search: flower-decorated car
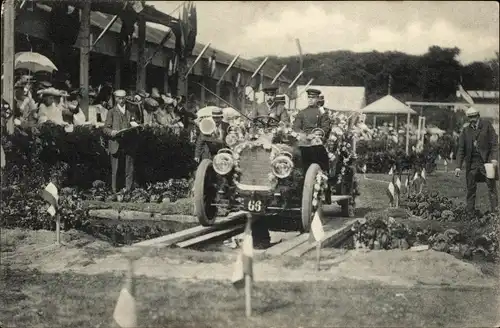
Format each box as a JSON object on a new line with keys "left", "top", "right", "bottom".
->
{"left": 193, "top": 114, "right": 358, "bottom": 232}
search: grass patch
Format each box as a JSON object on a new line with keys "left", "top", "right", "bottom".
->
{"left": 362, "top": 171, "right": 494, "bottom": 212}
{"left": 0, "top": 268, "right": 498, "bottom": 328}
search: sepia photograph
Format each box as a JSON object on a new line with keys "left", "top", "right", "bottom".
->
{"left": 1, "top": 0, "right": 499, "bottom": 327}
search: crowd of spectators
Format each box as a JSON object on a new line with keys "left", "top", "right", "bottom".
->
{"left": 8, "top": 71, "right": 201, "bottom": 136}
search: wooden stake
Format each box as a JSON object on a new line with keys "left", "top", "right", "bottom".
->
{"left": 79, "top": 2, "right": 91, "bottom": 120}
{"left": 315, "top": 240, "right": 321, "bottom": 271}
{"left": 245, "top": 274, "right": 252, "bottom": 318}
{"left": 56, "top": 215, "right": 61, "bottom": 245}
{"left": 2, "top": 0, "right": 15, "bottom": 135}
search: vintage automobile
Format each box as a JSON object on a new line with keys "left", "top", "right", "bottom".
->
{"left": 193, "top": 115, "right": 357, "bottom": 232}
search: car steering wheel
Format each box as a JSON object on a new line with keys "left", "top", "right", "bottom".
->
{"left": 252, "top": 116, "right": 281, "bottom": 128}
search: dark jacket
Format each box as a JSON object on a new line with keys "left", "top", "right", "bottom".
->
{"left": 456, "top": 119, "right": 499, "bottom": 176}
{"left": 292, "top": 106, "right": 331, "bottom": 134}
{"left": 194, "top": 121, "right": 229, "bottom": 160}
{"left": 103, "top": 105, "right": 139, "bottom": 155}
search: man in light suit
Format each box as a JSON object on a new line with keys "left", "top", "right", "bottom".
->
{"left": 194, "top": 107, "right": 229, "bottom": 163}
{"left": 455, "top": 107, "right": 498, "bottom": 213}
{"left": 103, "top": 89, "right": 139, "bottom": 193}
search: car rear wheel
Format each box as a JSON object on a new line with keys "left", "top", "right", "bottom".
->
{"left": 194, "top": 159, "right": 218, "bottom": 226}
{"left": 301, "top": 163, "right": 322, "bottom": 232}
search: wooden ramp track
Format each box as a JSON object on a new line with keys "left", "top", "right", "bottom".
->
{"left": 132, "top": 211, "right": 247, "bottom": 247}
{"left": 264, "top": 218, "right": 364, "bottom": 257}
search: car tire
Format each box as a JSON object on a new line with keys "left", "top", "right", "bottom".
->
{"left": 194, "top": 159, "right": 218, "bottom": 226}
{"left": 301, "top": 163, "right": 322, "bottom": 232}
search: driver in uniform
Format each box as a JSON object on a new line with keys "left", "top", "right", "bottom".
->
{"left": 292, "top": 88, "right": 331, "bottom": 172}
{"left": 250, "top": 86, "right": 289, "bottom": 124}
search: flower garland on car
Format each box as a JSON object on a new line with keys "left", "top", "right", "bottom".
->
{"left": 325, "top": 112, "right": 358, "bottom": 185}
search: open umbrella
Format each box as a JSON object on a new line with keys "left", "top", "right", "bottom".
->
{"left": 15, "top": 52, "right": 58, "bottom": 73}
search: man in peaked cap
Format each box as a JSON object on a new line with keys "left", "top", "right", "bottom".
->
{"left": 104, "top": 89, "right": 139, "bottom": 194}
{"left": 293, "top": 88, "right": 330, "bottom": 134}
{"left": 292, "top": 88, "right": 332, "bottom": 174}
{"left": 455, "top": 107, "right": 498, "bottom": 213}
{"left": 250, "top": 85, "right": 289, "bottom": 124}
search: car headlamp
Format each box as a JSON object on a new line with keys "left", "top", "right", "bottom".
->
{"left": 271, "top": 155, "right": 294, "bottom": 179}
{"left": 213, "top": 151, "right": 234, "bottom": 175}
{"left": 225, "top": 133, "right": 239, "bottom": 147}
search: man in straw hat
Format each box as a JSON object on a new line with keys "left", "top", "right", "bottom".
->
{"left": 104, "top": 89, "right": 139, "bottom": 194}
{"left": 455, "top": 107, "right": 498, "bottom": 213}
{"left": 194, "top": 107, "right": 229, "bottom": 163}
{"left": 251, "top": 86, "right": 289, "bottom": 124}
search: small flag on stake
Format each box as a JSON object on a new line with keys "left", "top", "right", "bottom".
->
{"left": 232, "top": 221, "right": 253, "bottom": 289}
{"left": 309, "top": 211, "right": 325, "bottom": 243}
{"left": 113, "top": 288, "right": 137, "bottom": 328}
{"left": 388, "top": 167, "right": 394, "bottom": 176}
{"left": 395, "top": 176, "right": 402, "bottom": 194}
{"left": 41, "top": 182, "right": 59, "bottom": 216}
{"left": 421, "top": 168, "right": 427, "bottom": 183}
{"left": 362, "top": 164, "right": 367, "bottom": 173}
{"left": 449, "top": 151, "right": 454, "bottom": 161}
{"left": 437, "top": 154, "right": 442, "bottom": 161}
{"left": 387, "top": 181, "right": 396, "bottom": 205}
{"left": 113, "top": 260, "right": 137, "bottom": 328}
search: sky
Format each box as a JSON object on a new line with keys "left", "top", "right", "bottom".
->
{"left": 147, "top": 1, "right": 499, "bottom": 64}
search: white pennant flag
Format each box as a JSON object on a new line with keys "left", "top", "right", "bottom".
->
{"left": 309, "top": 211, "right": 325, "bottom": 243}
{"left": 387, "top": 181, "right": 395, "bottom": 204}
{"left": 388, "top": 167, "right": 394, "bottom": 176}
{"left": 113, "top": 288, "right": 137, "bottom": 328}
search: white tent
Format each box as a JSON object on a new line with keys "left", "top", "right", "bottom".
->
{"left": 361, "top": 95, "right": 417, "bottom": 115}
{"left": 361, "top": 95, "right": 418, "bottom": 155}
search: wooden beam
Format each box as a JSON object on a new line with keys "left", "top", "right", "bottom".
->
{"left": 2, "top": 0, "right": 15, "bottom": 135}
{"left": 79, "top": 1, "right": 91, "bottom": 119}
{"left": 136, "top": 15, "right": 146, "bottom": 91}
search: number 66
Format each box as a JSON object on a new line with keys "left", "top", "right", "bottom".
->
{"left": 248, "top": 200, "right": 262, "bottom": 212}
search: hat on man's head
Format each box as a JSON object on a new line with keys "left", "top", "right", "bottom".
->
{"left": 306, "top": 88, "right": 321, "bottom": 97}
{"left": 212, "top": 107, "right": 223, "bottom": 118}
{"left": 37, "top": 87, "right": 63, "bottom": 97}
{"left": 162, "top": 95, "right": 175, "bottom": 106}
{"left": 275, "top": 94, "right": 286, "bottom": 103}
{"left": 37, "top": 80, "right": 53, "bottom": 89}
{"left": 262, "top": 86, "right": 278, "bottom": 94}
{"left": 466, "top": 107, "right": 479, "bottom": 117}
{"left": 136, "top": 90, "right": 149, "bottom": 98}
{"left": 151, "top": 87, "right": 161, "bottom": 99}
{"left": 113, "top": 89, "right": 126, "bottom": 97}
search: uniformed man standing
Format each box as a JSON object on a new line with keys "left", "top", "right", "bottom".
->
{"left": 293, "top": 88, "right": 331, "bottom": 134}
{"left": 250, "top": 86, "right": 289, "bottom": 124}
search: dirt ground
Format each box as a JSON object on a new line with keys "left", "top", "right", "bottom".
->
{"left": 2, "top": 228, "right": 500, "bottom": 327}
{"left": 1, "top": 172, "right": 499, "bottom": 327}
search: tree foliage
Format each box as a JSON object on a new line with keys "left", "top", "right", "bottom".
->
{"left": 255, "top": 46, "right": 498, "bottom": 104}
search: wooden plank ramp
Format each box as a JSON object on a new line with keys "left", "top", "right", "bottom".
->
{"left": 286, "top": 218, "right": 362, "bottom": 257}
{"left": 132, "top": 211, "right": 247, "bottom": 247}
{"left": 175, "top": 224, "right": 246, "bottom": 248}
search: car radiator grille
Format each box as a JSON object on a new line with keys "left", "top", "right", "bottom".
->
{"left": 238, "top": 147, "right": 273, "bottom": 187}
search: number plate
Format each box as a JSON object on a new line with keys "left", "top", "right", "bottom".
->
{"left": 244, "top": 196, "right": 264, "bottom": 213}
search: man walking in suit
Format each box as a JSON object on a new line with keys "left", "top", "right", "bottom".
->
{"left": 455, "top": 107, "right": 498, "bottom": 213}
{"left": 194, "top": 107, "right": 229, "bottom": 163}
{"left": 104, "top": 89, "right": 139, "bottom": 193}
{"left": 250, "top": 86, "right": 289, "bottom": 124}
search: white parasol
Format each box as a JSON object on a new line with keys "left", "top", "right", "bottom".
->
{"left": 15, "top": 52, "right": 58, "bottom": 73}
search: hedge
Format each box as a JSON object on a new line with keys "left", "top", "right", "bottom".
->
{"left": 1, "top": 123, "right": 197, "bottom": 190}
